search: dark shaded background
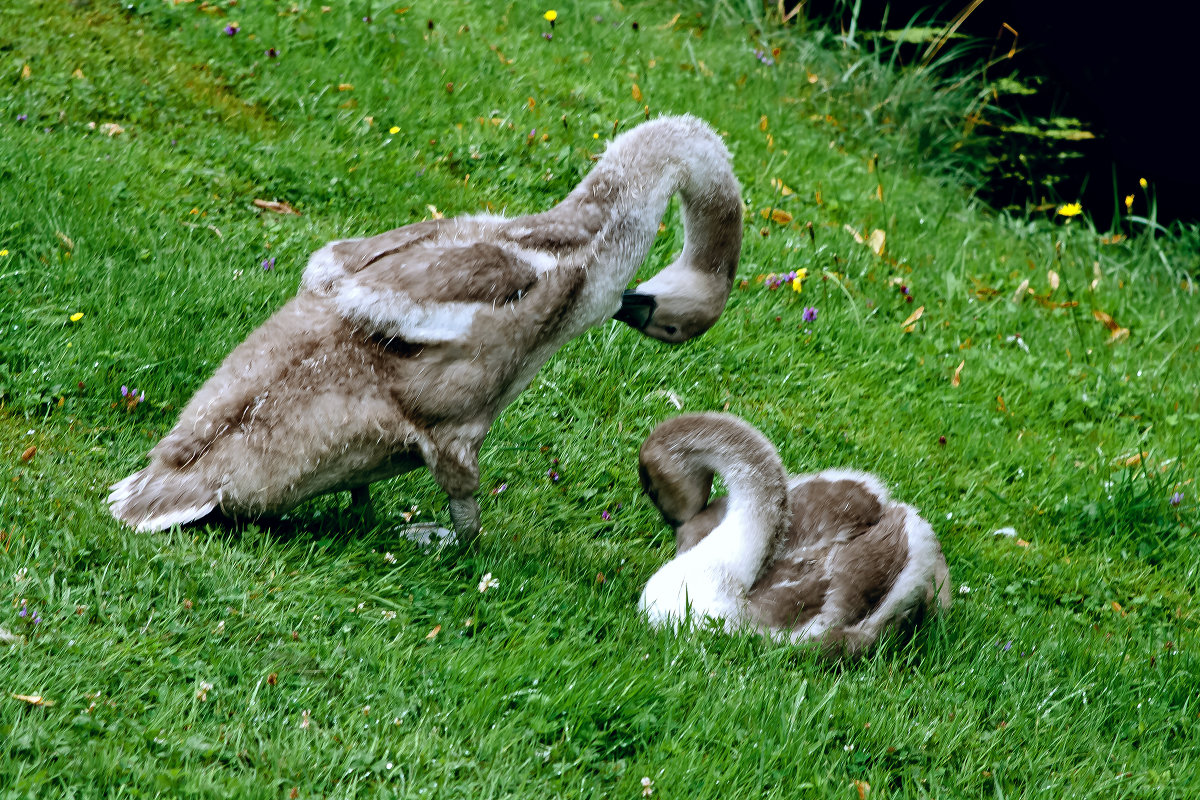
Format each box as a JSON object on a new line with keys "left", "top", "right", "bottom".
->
{"left": 801, "top": 0, "right": 1200, "bottom": 228}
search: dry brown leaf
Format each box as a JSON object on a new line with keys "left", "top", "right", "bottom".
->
{"left": 337, "top": 83, "right": 353, "bottom": 91}
{"left": 21, "top": 63, "right": 31, "bottom": 79}
{"left": 997, "top": 395, "right": 1008, "bottom": 413}
{"left": 12, "top": 694, "right": 54, "bottom": 706}
{"left": 658, "top": 12, "right": 681, "bottom": 28}
{"left": 72, "top": 68, "right": 85, "bottom": 80}
{"left": 252, "top": 198, "right": 300, "bottom": 215}
{"left": 1114, "top": 451, "right": 1147, "bottom": 468}
{"left": 770, "top": 178, "right": 794, "bottom": 196}
{"left": 759, "top": 115, "right": 769, "bottom": 132}
{"left": 101, "top": 123, "right": 124, "bottom": 137}
{"left": 56, "top": 231, "right": 75, "bottom": 251}
{"left": 901, "top": 305, "right": 925, "bottom": 327}
{"left": 952, "top": 360, "right": 964, "bottom": 387}
{"left": 425, "top": 625, "right": 441, "bottom": 640}
{"left": 631, "top": 83, "right": 643, "bottom": 102}
{"left": 1012, "top": 278, "right": 1030, "bottom": 304}
{"left": 1015, "top": 538, "right": 1030, "bottom": 548}
{"left": 1093, "top": 309, "right": 1119, "bottom": 331}
{"left": 760, "top": 208, "right": 793, "bottom": 225}
{"left": 20, "top": 446, "right": 36, "bottom": 462}
{"left": 866, "top": 228, "right": 885, "bottom": 255}
{"left": 853, "top": 779, "right": 870, "bottom": 799}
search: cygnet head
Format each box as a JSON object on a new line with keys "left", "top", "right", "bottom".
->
{"left": 638, "top": 430, "right": 716, "bottom": 526}
{"left": 615, "top": 267, "right": 731, "bottom": 343}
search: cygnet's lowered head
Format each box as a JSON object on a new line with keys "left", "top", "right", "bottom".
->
{"left": 614, "top": 265, "right": 734, "bottom": 343}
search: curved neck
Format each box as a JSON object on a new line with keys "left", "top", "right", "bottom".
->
{"left": 520, "top": 116, "right": 743, "bottom": 321}
{"left": 643, "top": 414, "right": 789, "bottom": 589}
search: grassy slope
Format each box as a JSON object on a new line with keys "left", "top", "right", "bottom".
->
{"left": 2, "top": 1, "right": 1198, "bottom": 797}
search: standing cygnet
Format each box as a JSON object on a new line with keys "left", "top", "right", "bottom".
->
{"left": 108, "top": 115, "right": 743, "bottom": 539}
{"left": 638, "top": 413, "right": 951, "bottom": 656}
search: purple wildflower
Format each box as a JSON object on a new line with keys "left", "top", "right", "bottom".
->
{"left": 754, "top": 49, "right": 775, "bottom": 66}
{"left": 139, "top": 390, "right": 146, "bottom": 403}
{"left": 547, "top": 469, "right": 560, "bottom": 482}
{"left": 542, "top": 31, "right": 552, "bottom": 40}
{"left": 17, "top": 114, "right": 28, "bottom": 122}
{"left": 223, "top": 24, "right": 239, "bottom": 36}
{"left": 362, "top": 16, "right": 372, "bottom": 23}
{"left": 121, "top": 385, "right": 129, "bottom": 397}
{"left": 802, "top": 307, "right": 818, "bottom": 322}
{"left": 1002, "top": 640, "right": 1012, "bottom": 651}
{"left": 602, "top": 510, "right": 611, "bottom": 521}
{"left": 32, "top": 613, "right": 41, "bottom": 625}
{"left": 261, "top": 256, "right": 275, "bottom": 271}
{"left": 18, "top": 605, "right": 27, "bottom": 619}
{"left": 1170, "top": 492, "right": 1183, "bottom": 506}
{"left": 490, "top": 483, "right": 508, "bottom": 495}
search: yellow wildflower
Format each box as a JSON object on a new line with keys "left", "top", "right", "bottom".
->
{"left": 792, "top": 268, "right": 808, "bottom": 293}
{"left": 70, "top": 312, "right": 84, "bottom": 322}
{"left": 1138, "top": 177, "right": 1148, "bottom": 189}
{"left": 388, "top": 126, "right": 400, "bottom": 134}
{"left": 1124, "top": 194, "right": 1134, "bottom": 211}
{"left": 543, "top": 10, "right": 557, "bottom": 22}
{"left": 593, "top": 132, "right": 599, "bottom": 139}
{"left": 1056, "top": 202, "right": 1083, "bottom": 217}
{"left": 0, "top": 249, "right": 8, "bottom": 256}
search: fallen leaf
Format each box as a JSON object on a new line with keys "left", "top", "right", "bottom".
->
{"left": 12, "top": 694, "right": 54, "bottom": 706}
{"left": 866, "top": 228, "right": 885, "bottom": 255}
{"left": 252, "top": 198, "right": 300, "bottom": 215}
{"left": 100, "top": 122, "right": 124, "bottom": 137}
{"left": 21, "top": 63, "right": 31, "bottom": 79}
{"left": 1015, "top": 538, "right": 1030, "bottom": 547}
{"left": 853, "top": 779, "right": 870, "bottom": 799}
{"left": 759, "top": 115, "right": 769, "bottom": 132}
{"left": 844, "top": 224, "right": 864, "bottom": 244}
{"left": 72, "top": 68, "right": 85, "bottom": 80}
{"left": 425, "top": 625, "right": 441, "bottom": 640}
{"left": 997, "top": 395, "right": 1008, "bottom": 413}
{"left": 760, "top": 208, "right": 793, "bottom": 225}
{"left": 631, "top": 83, "right": 643, "bottom": 103}
{"left": 1114, "top": 451, "right": 1147, "bottom": 468}
{"left": 770, "top": 177, "right": 794, "bottom": 196}
{"left": 1011, "top": 278, "right": 1030, "bottom": 304}
{"left": 337, "top": 83, "right": 353, "bottom": 91}
{"left": 20, "top": 446, "right": 36, "bottom": 462}
{"left": 952, "top": 360, "right": 964, "bottom": 387}
{"left": 1093, "top": 309, "right": 1129, "bottom": 344}
{"left": 901, "top": 305, "right": 925, "bottom": 327}
{"left": 56, "top": 231, "right": 75, "bottom": 251}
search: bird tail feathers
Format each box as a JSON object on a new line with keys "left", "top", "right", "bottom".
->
{"left": 107, "top": 466, "right": 218, "bottom": 532}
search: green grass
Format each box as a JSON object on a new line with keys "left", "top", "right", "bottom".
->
{"left": 2, "top": 1, "right": 1199, "bottom": 797}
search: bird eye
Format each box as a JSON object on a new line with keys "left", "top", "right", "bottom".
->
{"left": 663, "top": 325, "right": 678, "bottom": 336}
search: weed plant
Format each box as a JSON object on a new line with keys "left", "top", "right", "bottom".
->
{"left": 1, "top": 1, "right": 1198, "bottom": 797}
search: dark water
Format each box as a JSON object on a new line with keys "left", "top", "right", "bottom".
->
{"left": 798, "top": 0, "right": 1200, "bottom": 229}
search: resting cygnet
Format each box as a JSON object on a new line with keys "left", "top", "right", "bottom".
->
{"left": 638, "top": 413, "right": 951, "bottom": 656}
{"left": 108, "top": 115, "right": 743, "bottom": 538}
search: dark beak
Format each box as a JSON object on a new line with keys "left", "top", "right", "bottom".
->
{"left": 613, "top": 290, "right": 657, "bottom": 330}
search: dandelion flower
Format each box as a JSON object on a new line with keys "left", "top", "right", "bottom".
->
{"left": 1139, "top": 177, "right": 1148, "bottom": 189}
{"left": 70, "top": 312, "right": 84, "bottom": 322}
{"left": 0, "top": 250, "right": 9, "bottom": 256}
{"left": 1056, "top": 202, "right": 1083, "bottom": 217}
{"left": 389, "top": 126, "right": 400, "bottom": 134}
{"left": 543, "top": 10, "right": 557, "bottom": 21}
{"left": 1124, "top": 194, "right": 1134, "bottom": 210}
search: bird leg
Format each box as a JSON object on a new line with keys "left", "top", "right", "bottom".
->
{"left": 349, "top": 484, "right": 376, "bottom": 527}
{"left": 448, "top": 496, "right": 481, "bottom": 543}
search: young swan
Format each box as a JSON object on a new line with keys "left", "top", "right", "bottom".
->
{"left": 638, "top": 413, "right": 951, "bottom": 656}
{"left": 108, "top": 115, "right": 743, "bottom": 538}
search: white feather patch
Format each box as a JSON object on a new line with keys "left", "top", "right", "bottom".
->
{"left": 335, "top": 282, "right": 478, "bottom": 343}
